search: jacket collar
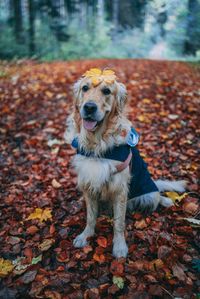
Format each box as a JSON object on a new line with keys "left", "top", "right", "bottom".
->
{"left": 71, "top": 127, "right": 139, "bottom": 172}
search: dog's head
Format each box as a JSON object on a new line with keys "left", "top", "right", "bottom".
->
{"left": 73, "top": 68, "right": 127, "bottom": 132}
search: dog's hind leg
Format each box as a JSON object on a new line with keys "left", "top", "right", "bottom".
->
{"left": 112, "top": 193, "right": 128, "bottom": 258}
{"left": 73, "top": 194, "right": 98, "bottom": 248}
{"left": 127, "top": 192, "right": 161, "bottom": 214}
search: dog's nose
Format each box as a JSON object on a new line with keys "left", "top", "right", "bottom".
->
{"left": 84, "top": 101, "right": 97, "bottom": 114}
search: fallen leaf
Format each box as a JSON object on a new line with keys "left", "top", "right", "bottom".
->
{"left": 44, "top": 290, "right": 62, "bottom": 299}
{"left": 20, "top": 270, "right": 37, "bottom": 284}
{"left": 31, "top": 255, "right": 42, "bottom": 265}
{"left": 7, "top": 236, "right": 20, "bottom": 245}
{"left": 38, "top": 239, "right": 54, "bottom": 251}
{"left": 172, "top": 263, "right": 186, "bottom": 281}
{"left": 0, "top": 258, "right": 14, "bottom": 278}
{"left": 83, "top": 245, "right": 93, "bottom": 254}
{"left": 27, "top": 208, "right": 52, "bottom": 223}
{"left": 165, "top": 192, "right": 188, "bottom": 205}
{"left": 26, "top": 225, "right": 39, "bottom": 235}
{"left": 157, "top": 245, "right": 172, "bottom": 260}
{"left": 134, "top": 219, "right": 148, "bottom": 229}
{"left": 182, "top": 202, "right": 198, "bottom": 214}
{"left": 49, "top": 224, "right": 56, "bottom": 234}
{"left": 52, "top": 178, "right": 62, "bottom": 188}
{"left": 93, "top": 253, "right": 105, "bottom": 263}
{"left": 12, "top": 257, "right": 30, "bottom": 275}
{"left": 183, "top": 218, "right": 200, "bottom": 225}
{"left": 97, "top": 236, "right": 107, "bottom": 248}
{"left": 110, "top": 260, "right": 124, "bottom": 276}
{"left": 112, "top": 276, "right": 124, "bottom": 289}
{"left": 24, "top": 248, "right": 33, "bottom": 259}
{"left": 149, "top": 259, "right": 164, "bottom": 271}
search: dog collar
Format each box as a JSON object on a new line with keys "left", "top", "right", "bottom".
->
{"left": 71, "top": 128, "right": 139, "bottom": 173}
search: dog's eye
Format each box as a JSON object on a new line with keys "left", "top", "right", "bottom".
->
{"left": 82, "top": 85, "right": 89, "bottom": 92}
{"left": 102, "top": 88, "right": 111, "bottom": 95}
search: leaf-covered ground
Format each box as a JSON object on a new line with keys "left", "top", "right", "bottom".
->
{"left": 0, "top": 59, "right": 199, "bottom": 299}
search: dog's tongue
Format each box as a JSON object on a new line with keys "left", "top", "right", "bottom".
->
{"left": 83, "top": 119, "right": 97, "bottom": 131}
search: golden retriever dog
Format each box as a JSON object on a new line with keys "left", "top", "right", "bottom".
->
{"left": 64, "top": 68, "right": 186, "bottom": 258}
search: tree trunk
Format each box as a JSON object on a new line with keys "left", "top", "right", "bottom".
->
{"left": 50, "top": 0, "right": 69, "bottom": 41}
{"left": 13, "top": 0, "right": 23, "bottom": 43}
{"left": 184, "top": 0, "right": 200, "bottom": 55}
{"left": 28, "top": 0, "right": 35, "bottom": 56}
{"left": 113, "top": 0, "right": 119, "bottom": 31}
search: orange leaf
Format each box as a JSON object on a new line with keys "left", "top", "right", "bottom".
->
{"left": 134, "top": 219, "right": 148, "bottom": 229}
{"left": 97, "top": 236, "right": 107, "bottom": 248}
{"left": 93, "top": 253, "right": 105, "bottom": 263}
{"left": 26, "top": 225, "right": 39, "bottom": 235}
{"left": 24, "top": 248, "right": 33, "bottom": 259}
{"left": 50, "top": 224, "right": 55, "bottom": 234}
{"left": 83, "top": 245, "right": 93, "bottom": 254}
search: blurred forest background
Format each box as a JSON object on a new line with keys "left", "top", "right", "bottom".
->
{"left": 0, "top": 0, "right": 200, "bottom": 61}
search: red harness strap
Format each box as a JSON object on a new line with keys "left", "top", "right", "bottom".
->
{"left": 114, "top": 150, "right": 132, "bottom": 173}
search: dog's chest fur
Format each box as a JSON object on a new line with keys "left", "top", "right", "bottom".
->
{"left": 73, "top": 154, "right": 130, "bottom": 198}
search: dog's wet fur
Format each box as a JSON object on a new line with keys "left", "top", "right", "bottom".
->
{"left": 64, "top": 72, "right": 187, "bottom": 258}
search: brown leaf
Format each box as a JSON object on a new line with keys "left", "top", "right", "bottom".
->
{"left": 157, "top": 245, "right": 172, "bottom": 260}
{"left": 38, "top": 239, "right": 54, "bottom": 252}
{"left": 110, "top": 260, "right": 124, "bottom": 276}
{"left": 148, "top": 285, "right": 163, "bottom": 296}
{"left": 182, "top": 202, "right": 198, "bottom": 215}
{"left": 7, "top": 236, "right": 20, "bottom": 245}
{"left": 44, "top": 290, "right": 61, "bottom": 299}
{"left": 172, "top": 263, "right": 186, "bottom": 282}
{"left": 20, "top": 270, "right": 37, "bottom": 284}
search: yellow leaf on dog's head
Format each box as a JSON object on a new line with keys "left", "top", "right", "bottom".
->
{"left": 84, "top": 68, "right": 102, "bottom": 77}
{"left": 102, "top": 69, "right": 115, "bottom": 76}
{"left": 83, "top": 68, "right": 117, "bottom": 86}
{"left": 165, "top": 192, "right": 187, "bottom": 205}
{"left": 0, "top": 258, "right": 14, "bottom": 277}
{"left": 91, "top": 77, "right": 101, "bottom": 87}
{"left": 26, "top": 208, "right": 52, "bottom": 223}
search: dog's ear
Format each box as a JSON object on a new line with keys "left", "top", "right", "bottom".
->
{"left": 116, "top": 82, "right": 127, "bottom": 112}
{"left": 73, "top": 79, "right": 82, "bottom": 100}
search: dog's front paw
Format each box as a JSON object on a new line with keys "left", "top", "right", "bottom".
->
{"left": 73, "top": 233, "right": 88, "bottom": 248}
{"left": 113, "top": 238, "right": 128, "bottom": 258}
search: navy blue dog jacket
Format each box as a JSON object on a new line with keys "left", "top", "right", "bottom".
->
{"left": 71, "top": 128, "right": 158, "bottom": 199}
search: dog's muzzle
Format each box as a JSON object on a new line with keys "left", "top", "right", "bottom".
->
{"left": 83, "top": 101, "right": 97, "bottom": 116}
{"left": 81, "top": 101, "right": 102, "bottom": 131}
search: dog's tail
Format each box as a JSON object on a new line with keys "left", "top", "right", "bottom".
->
{"left": 154, "top": 180, "right": 187, "bottom": 193}
{"left": 154, "top": 180, "right": 187, "bottom": 208}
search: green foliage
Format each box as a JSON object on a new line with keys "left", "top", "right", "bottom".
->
{"left": 0, "top": 26, "right": 29, "bottom": 59}
{"left": 0, "top": 0, "right": 200, "bottom": 61}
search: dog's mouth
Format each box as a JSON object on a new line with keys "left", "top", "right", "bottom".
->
{"left": 83, "top": 118, "right": 103, "bottom": 131}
